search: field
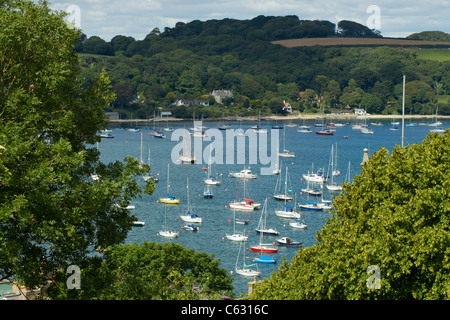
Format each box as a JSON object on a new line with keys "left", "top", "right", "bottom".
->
{"left": 414, "top": 49, "right": 450, "bottom": 61}
{"left": 272, "top": 37, "right": 450, "bottom": 48}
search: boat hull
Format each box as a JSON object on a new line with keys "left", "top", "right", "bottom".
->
{"left": 159, "top": 197, "right": 180, "bottom": 205}
{"left": 250, "top": 245, "right": 278, "bottom": 253}
{"left": 159, "top": 230, "right": 178, "bottom": 238}
{"left": 235, "top": 268, "right": 261, "bottom": 277}
{"left": 254, "top": 256, "right": 277, "bottom": 263}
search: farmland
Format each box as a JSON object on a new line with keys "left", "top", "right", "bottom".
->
{"left": 415, "top": 48, "right": 450, "bottom": 61}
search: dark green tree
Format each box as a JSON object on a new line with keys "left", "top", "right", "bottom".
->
{"left": 48, "top": 242, "right": 235, "bottom": 299}
{"left": 0, "top": 0, "right": 154, "bottom": 291}
{"left": 250, "top": 130, "right": 450, "bottom": 299}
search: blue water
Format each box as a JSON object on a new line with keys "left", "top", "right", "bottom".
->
{"left": 96, "top": 119, "right": 447, "bottom": 296}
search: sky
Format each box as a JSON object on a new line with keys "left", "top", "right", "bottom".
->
{"left": 49, "top": 0, "right": 450, "bottom": 41}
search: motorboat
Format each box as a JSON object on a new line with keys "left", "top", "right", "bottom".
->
{"left": 229, "top": 168, "right": 258, "bottom": 179}
{"left": 276, "top": 237, "right": 302, "bottom": 247}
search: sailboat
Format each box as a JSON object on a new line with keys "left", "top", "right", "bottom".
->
{"left": 143, "top": 149, "right": 158, "bottom": 183}
{"left": 234, "top": 235, "right": 261, "bottom": 277}
{"left": 252, "top": 109, "right": 267, "bottom": 133}
{"left": 251, "top": 199, "right": 279, "bottom": 252}
{"left": 229, "top": 174, "right": 257, "bottom": 212}
{"left": 218, "top": 112, "right": 232, "bottom": 130}
{"left": 302, "top": 163, "right": 327, "bottom": 183}
{"left": 179, "top": 127, "right": 196, "bottom": 164}
{"left": 204, "top": 150, "right": 221, "bottom": 185}
{"left": 163, "top": 117, "right": 174, "bottom": 132}
{"left": 289, "top": 218, "right": 308, "bottom": 229}
{"left": 275, "top": 193, "right": 301, "bottom": 219}
{"left": 139, "top": 132, "right": 158, "bottom": 183}
{"left": 180, "top": 178, "right": 202, "bottom": 223}
{"left": 301, "top": 179, "right": 322, "bottom": 196}
{"left": 273, "top": 165, "right": 293, "bottom": 201}
{"left": 159, "top": 164, "right": 180, "bottom": 204}
{"left": 149, "top": 112, "right": 166, "bottom": 138}
{"left": 326, "top": 144, "right": 343, "bottom": 192}
{"left": 203, "top": 185, "right": 213, "bottom": 198}
{"left": 254, "top": 255, "right": 277, "bottom": 264}
{"left": 278, "top": 127, "right": 295, "bottom": 158}
{"left": 159, "top": 202, "right": 178, "bottom": 238}
{"left": 225, "top": 208, "right": 248, "bottom": 242}
{"left": 428, "top": 106, "right": 443, "bottom": 127}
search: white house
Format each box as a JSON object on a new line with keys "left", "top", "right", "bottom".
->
{"left": 354, "top": 108, "right": 368, "bottom": 116}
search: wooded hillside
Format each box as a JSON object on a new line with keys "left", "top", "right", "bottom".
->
{"left": 75, "top": 16, "right": 450, "bottom": 120}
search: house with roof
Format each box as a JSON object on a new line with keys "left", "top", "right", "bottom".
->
{"left": 172, "top": 98, "right": 209, "bottom": 107}
{"left": 283, "top": 100, "right": 292, "bottom": 113}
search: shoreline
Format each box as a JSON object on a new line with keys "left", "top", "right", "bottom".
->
{"left": 109, "top": 113, "right": 450, "bottom": 123}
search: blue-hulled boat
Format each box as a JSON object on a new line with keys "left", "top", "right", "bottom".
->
{"left": 254, "top": 255, "right": 277, "bottom": 264}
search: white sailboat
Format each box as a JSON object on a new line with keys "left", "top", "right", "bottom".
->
{"left": 180, "top": 178, "right": 202, "bottom": 223}
{"left": 159, "top": 202, "right": 178, "bottom": 238}
{"left": 255, "top": 198, "right": 279, "bottom": 235}
{"left": 302, "top": 163, "right": 327, "bottom": 183}
{"left": 326, "top": 144, "right": 343, "bottom": 192}
{"left": 229, "top": 173, "right": 260, "bottom": 211}
{"left": 275, "top": 196, "right": 301, "bottom": 219}
{"left": 225, "top": 208, "right": 248, "bottom": 242}
{"left": 234, "top": 235, "right": 261, "bottom": 277}
{"left": 273, "top": 165, "right": 293, "bottom": 201}
{"left": 278, "top": 127, "right": 295, "bottom": 158}
{"left": 429, "top": 106, "right": 443, "bottom": 127}
{"left": 252, "top": 109, "right": 267, "bottom": 133}
{"left": 143, "top": 149, "right": 158, "bottom": 183}
{"left": 289, "top": 218, "right": 308, "bottom": 229}
{"left": 204, "top": 149, "right": 221, "bottom": 185}
{"left": 179, "top": 126, "right": 196, "bottom": 164}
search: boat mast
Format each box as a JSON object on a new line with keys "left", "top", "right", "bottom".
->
{"left": 401, "top": 75, "right": 406, "bottom": 147}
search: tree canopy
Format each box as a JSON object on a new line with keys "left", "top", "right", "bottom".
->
{"left": 0, "top": 0, "right": 154, "bottom": 290}
{"left": 48, "top": 241, "right": 235, "bottom": 300}
{"left": 250, "top": 130, "right": 450, "bottom": 299}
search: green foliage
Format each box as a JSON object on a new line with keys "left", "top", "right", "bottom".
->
{"left": 0, "top": 0, "right": 154, "bottom": 290}
{"left": 48, "top": 242, "right": 235, "bottom": 300}
{"left": 407, "top": 31, "right": 450, "bottom": 42}
{"left": 250, "top": 130, "right": 450, "bottom": 299}
{"left": 337, "top": 20, "right": 382, "bottom": 38}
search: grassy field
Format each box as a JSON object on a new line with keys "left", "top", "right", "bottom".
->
{"left": 414, "top": 49, "right": 450, "bottom": 61}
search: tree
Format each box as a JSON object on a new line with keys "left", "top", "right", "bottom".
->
{"left": 250, "top": 130, "right": 450, "bottom": 299}
{"left": 0, "top": 0, "right": 154, "bottom": 291}
{"left": 337, "top": 20, "right": 381, "bottom": 37}
{"left": 79, "top": 36, "right": 115, "bottom": 56}
{"left": 361, "top": 92, "right": 384, "bottom": 114}
{"left": 48, "top": 242, "right": 235, "bottom": 299}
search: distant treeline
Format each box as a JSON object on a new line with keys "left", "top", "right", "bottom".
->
{"left": 75, "top": 16, "right": 381, "bottom": 57}
{"left": 75, "top": 16, "right": 450, "bottom": 119}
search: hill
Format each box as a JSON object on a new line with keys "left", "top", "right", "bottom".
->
{"left": 75, "top": 16, "right": 450, "bottom": 120}
{"left": 407, "top": 31, "right": 450, "bottom": 42}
